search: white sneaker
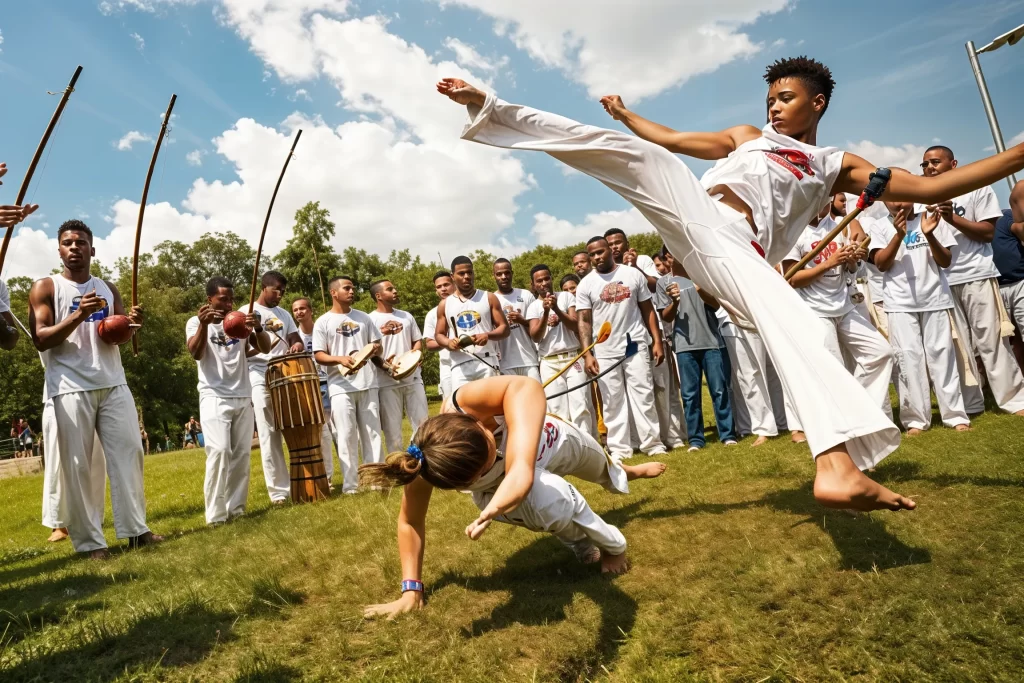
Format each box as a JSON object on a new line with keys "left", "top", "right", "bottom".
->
{"left": 723, "top": 440, "right": 738, "bottom": 446}
{"left": 687, "top": 446, "right": 701, "bottom": 453}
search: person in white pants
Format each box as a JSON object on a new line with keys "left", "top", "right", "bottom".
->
{"left": 187, "top": 277, "right": 270, "bottom": 524}
{"left": 434, "top": 256, "right": 509, "bottom": 391}
{"left": 423, "top": 271, "right": 455, "bottom": 401}
{"left": 369, "top": 279, "right": 429, "bottom": 452}
{"left": 528, "top": 264, "right": 593, "bottom": 434}
{"left": 493, "top": 258, "right": 542, "bottom": 380}
{"left": 651, "top": 250, "right": 688, "bottom": 449}
{"left": 292, "top": 297, "right": 335, "bottom": 485}
{"left": 718, "top": 307, "right": 787, "bottom": 446}
{"left": 240, "top": 271, "right": 305, "bottom": 504}
{"left": 435, "top": 54, "right": 1024, "bottom": 510}
{"left": 361, "top": 376, "right": 667, "bottom": 619}
{"left": 869, "top": 200, "right": 970, "bottom": 432}
{"left": 782, "top": 202, "right": 895, "bottom": 437}
{"left": 992, "top": 184, "right": 1024, "bottom": 371}
{"left": 919, "top": 147, "right": 1024, "bottom": 416}
{"left": 28, "top": 219, "right": 161, "bottom": 558}
{"left": 574, "top": 236, "right": 666, "bottom": 461}
{"left": 313, "top": 276, "right": 385, "bottom": 493}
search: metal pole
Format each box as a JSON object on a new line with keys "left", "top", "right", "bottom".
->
{"left": 965, "top": 40, "right": 1018, "bottom": 190}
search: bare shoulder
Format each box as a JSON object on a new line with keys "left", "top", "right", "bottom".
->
{"left": 728, "top": 125, "right": 763, "bottom": 146}
{"left": 28, "top": 276, "right": 53, "bottom": 302}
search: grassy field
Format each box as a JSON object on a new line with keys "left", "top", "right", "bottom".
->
{"left": 1, "top": 401, "right": 1023, "bottom": 682}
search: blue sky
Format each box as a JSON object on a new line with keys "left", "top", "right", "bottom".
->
{"left": 2, "top": 0, "right": 1023, "bottom": 279}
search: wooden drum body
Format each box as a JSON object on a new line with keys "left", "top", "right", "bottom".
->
{"left": 265, "top": 353, "right": 329, "bottom": 503}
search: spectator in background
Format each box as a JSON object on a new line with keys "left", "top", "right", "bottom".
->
{"left": 657, "top": 248, "right": 736, "bottom": 451}
{"left": 11, "top": 418, "right": 24, "bottom": 456}
{"left": 19, "top": 418, "right": 35, "bottom": 457}
{"left": 572, "top": 251, "right": 591, "bottom": 278}
{"left": 993, "top": 179, "right": 1024, "bottom": 373}
{"left": 560, "top": 273, "right": 579, "bottom": 295}
{"left": 187, "top": 417, "right": 201, "bottom": 448}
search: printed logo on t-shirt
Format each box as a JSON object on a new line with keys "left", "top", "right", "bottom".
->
{"left": 763, "top": 147, "right": 815, "bottom": 180}
{"left": 455, "top": 310, "right": 481, "bottom": 331}
{"left": 903, "top": 230, "right": 926, "bottom": 249}
{"left": 811, "top": 240, "right": 841, "bottom": 277}
{"left": 536, "top": 420, "right": 560, "bottom": 461}
{"left": 953, "top": 202, "right": 966, "bottom": 218}
{"left": 502, "top": 305, "right": 520, "bottom": 329}
{"left": 69, "top": 296, "right": 109, "bottom": 323}
{"left": 599, "top": 282, "right": 631, "bottom": 303}
{"left": 210, "top": 329, "right": 240, "bottom": 348}
{"left": 547, "top": 312, "right": 559, "bottom": 327}
{"left": 336, "top": 321, "right": 360, "bottom": 337}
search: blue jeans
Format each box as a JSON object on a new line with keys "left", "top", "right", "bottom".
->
{"left": 676, "top": 348, "right": 736, "bottom": 447}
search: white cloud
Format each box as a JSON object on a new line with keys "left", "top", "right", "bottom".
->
{"left": 432, "top": 0, "right": 791, "bottom": 101}
{"left": 443, "top": 37, "right": 508, "bottom": 72}
{"left": 130, "top": 31, "right": 145, "bottom": 52}
{"left": 1009, "top": 130, "right": 1024, "bottom": 146}
{"left": 100, "top": 0, "right": 199, "bottom": 15}
{"left": 115, "top": 130, "right": 154, "bottom": 151}
{"left": 844, "top": 140, "right": 929, "bottom": 174}
{"left": 186, "top": 149, "right": 204, "bottom": 166}
{"left": 0, "top": 29, "right": 4, "bottom": 53}
{"left": 531, "top": 208, "right": 651, "bottom": 248}
{"left": 770, "top": 38, "right": 786, "bottom": 48}
{"left": 288, "top": 88, "right": 312, "bottom": 102}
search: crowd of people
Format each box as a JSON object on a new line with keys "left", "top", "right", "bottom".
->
{"left": 0, "top": 57, "right": 1022, "bottom": 591}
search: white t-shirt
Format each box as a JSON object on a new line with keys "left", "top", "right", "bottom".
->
{"left": 632, "top": 255, "right": 660, "bottom": 280}
{"left": 312, "top": 309, "right": 382, "bottom": 396}
{"left": 574, "top": 265, "right": 652, "bottom": 359}
{"left": 369, "top": 308, "right": 423, "bottom": 387}
{"left": 0, "top": 279, "right": 9, "bottom": 314}
{"left": 186, "top": 318, "right": 252, "bottom": 399}
{"left": 784, "top": 216, "right": 854, "bottom": 318}
{"left": 423, "top": 306, "right": 450, "bottom": 368}
{"left": 869, "top": 214, "right": 958, "bottom": 313}
{"left": 916, "top": 186, "right": 1002, "bottom": 286}
{"left": 241, "top": 302, "right": 298, "bottom": 387}
{"left": 859, "top": 215, "right": 889, "bottom": 304}
{"left": 527, "top": 291, "right": 580, "bottom": 357}
{"left": 494, "top": 288, "right": 539, "bottom": 370}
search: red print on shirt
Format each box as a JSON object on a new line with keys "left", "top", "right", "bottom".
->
{"left": 537, "top": 421, "right": 560, "bottom": 461}
{"left": 599, "top": 282, "right": 631, "bottom": 303}
{"left": 764, "top": 148, "right": 815, "bottom": 180}
{"left": 811, "top": 239, "right": 838, "bottom": 265}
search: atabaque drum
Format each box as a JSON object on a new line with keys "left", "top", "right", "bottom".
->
{"left": 265, "top": 352, "right": 329, "bottom": 503}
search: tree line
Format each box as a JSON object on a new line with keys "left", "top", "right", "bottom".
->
{"left": 0, "top": 201, "right": 663, "bottom": 445}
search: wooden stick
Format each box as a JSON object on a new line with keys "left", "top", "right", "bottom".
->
{"left": 784, "top": 207, "right": 863, "bottom": 281}
{"left": 131, "top": 93, "right": 177, "bottom": 357}
{"left": 310, "top": 241, "right": 327, "bottom": 310}
{"left": 247, "top": 130, "right": 302, "bottom": 314}
{"left": 541, "top": 321, "right": 611, "bottom": 388}
{"left": 0, "top": 65, "right": 83, "bottom": 275}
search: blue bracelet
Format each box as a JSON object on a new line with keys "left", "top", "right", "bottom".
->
{"left": 401, "top": 580, "right": 424, "bottom": 593}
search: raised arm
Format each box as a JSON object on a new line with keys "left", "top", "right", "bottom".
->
{"left": 836, "top": 148, "right": 1024, "bottom": 204}
{"left": 600, "top": 95, "right": 761, "bottom": 160}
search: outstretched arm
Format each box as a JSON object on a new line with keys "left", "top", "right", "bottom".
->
{"left": 600, "top": 95, "right": 762, "bottom": 160}
{"left": 836, "top": 148, "right": 1024, "bottom": 204}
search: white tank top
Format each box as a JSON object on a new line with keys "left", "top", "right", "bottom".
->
{"left": 700, "top": 124, "right": 845, "bottom": 266}
{"left": 41, "top": 275, "right": 127, "bottom": 400}
{"left": 444, "top": 290, "right": 499, "bottom": 366}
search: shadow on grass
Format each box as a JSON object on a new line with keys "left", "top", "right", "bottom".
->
{"left": 871, "top": 459, "right": 1024, "bottom": 489}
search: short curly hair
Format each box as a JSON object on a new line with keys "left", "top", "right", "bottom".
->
{"left": 764, "top": 56, "right": 836, "bottom": 116}
{"left": 57, "top": 219, "right": 93, "bottom": 243}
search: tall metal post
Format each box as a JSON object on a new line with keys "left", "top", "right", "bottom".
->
{"left": 965, "top": 40, "right": 1017, "bottom": 189}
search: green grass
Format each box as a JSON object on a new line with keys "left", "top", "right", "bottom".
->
{"left": 1, "top": 401, "right": 1023, "bottom": 682}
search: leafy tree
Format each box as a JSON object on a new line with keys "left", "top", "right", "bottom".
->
{"left": 275, "top": 202, "right": 341, "bottom": 307}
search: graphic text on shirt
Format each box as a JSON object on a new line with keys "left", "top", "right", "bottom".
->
{"left": 455, "top": 310, "right": 481, "bottom": 331}
{"left": 763, "top": 147, "right": 815, "bottom": 180}
{"left": 599, "top": 282, "right": 631, "bottom": 304}
{"left": 537, "top": 420, "right": 560, "bottom": 461}
{"left": 336, "top": 321, "right": 360, "bottom": 337}
{"left": 69, "top": 296, "right": 109, "bottom": 323}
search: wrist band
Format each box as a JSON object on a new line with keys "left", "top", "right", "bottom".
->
{"left": 400, "top": 579, "right": 424, "bottom": 593}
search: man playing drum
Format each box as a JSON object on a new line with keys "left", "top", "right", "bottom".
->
{"left": 241, "top": 271, "right": 304, "bottom": 505}
{"left": 188, "top": 277, "right": 271, "bottom": 525}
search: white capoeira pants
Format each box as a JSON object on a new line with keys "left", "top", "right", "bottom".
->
{"left": 502, "top": 365, "right": 542, "bottom": 381}
{"left": 723, "top": 328, "right": 787, "bottom": 437}
{"left": 472, "top": 420, "right": 628, "bottom": 556}
{"left": 378, "top": 382, "right": 429, "bottom": 453}
{"left": 461, "top": 95, "right": 899, "bottom": 468}
{"left": 200, "top": 396, "right": 254, "bottom": 524}
{"left": 1002, "top": 280, "right": 1024, "bottom": 333}
{"left": 251, "top": 383, "right": 289, "bottom": 502}
{"left": 331, "top": 388, "right": 384, "bottom": 493}
{"left": 321, "top": 408, "right": 334, "bottom": 483}
{"left": 540, "top": 352, "right": 594, "bottom": 435}
{"left": 652, "top": 353, "right": 687, "bottom": 447}
{"left": 952, "top": 279, "right": 1024, "bottom": 414}
{"left": 450, "top": 357, "right": 498, "bottom": 392}
{"left": 595, "top": 344, "right": 665, "bottom": 460}
{"left": 41, "top": 399, "right": 106, "bottom": 529}
{"left": 53, "top": 385, "right": 149, "bottom": 553}
{"left": 887, "top": 310, "right": 970, "bottom": 429}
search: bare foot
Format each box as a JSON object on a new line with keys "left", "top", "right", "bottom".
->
{"left": 907, "top": 428, "right": 923, "bottom": 436}
{"left": 954, "top": 424, "right": 971, "bottom": 431}
{"left": 751, "top": 435, "right": 768, "bottom": 447}
{"left": 47, "top": 527, "right": 69, "bottom": 543}
{"left": 128, "top": 531, "right": 164, "bottom": 549}
{"left": 623, "top": 461, "right": 667, "bottom": 480}
{"left": 1014, "top": 409, "right": 1024, "bottom": 417}
{"left": 813, "top": 448, "right": 916, "bottom": 512}
{"left": 791, "top": 431, "right": 807, "bottom": 444}
{"left": 436, "top": 78, "right": 486, "bottom": 107}
{"left": 600, "top": 550, "right": 631, "bottom": 575}
{"left": 87, "top": 549, "right": 110, "bottom": 561}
